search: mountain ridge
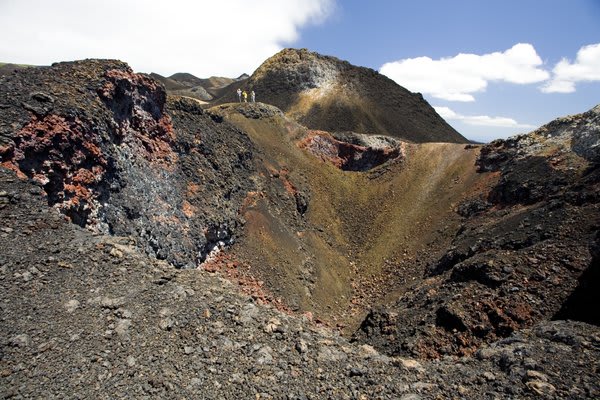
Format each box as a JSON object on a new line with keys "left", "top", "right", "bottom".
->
{"left": 215, "top": 48, "right": 467, "bottom": 143}
{"left": 150, "top": 71, "right": 249, "bottom": 102}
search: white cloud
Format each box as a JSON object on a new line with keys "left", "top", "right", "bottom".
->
{"left": 434, "top": 106, "right": 536, "bottom": 129}
{"left": 541, "top": 43, "right": 600, "bottom": 93}
{"left": 0, "top": 0, "right": 334, "bottom": 77}
{"left": 380, "top": 43, "right": 550, "bottom": 102}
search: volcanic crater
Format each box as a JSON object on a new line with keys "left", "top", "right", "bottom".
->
{"left": 0, "top": 50, "right": 599, "bottom": 399}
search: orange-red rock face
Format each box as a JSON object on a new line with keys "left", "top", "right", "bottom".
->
{"left": 0, "top": 60, "right": 256, "bottom": 266}
{"left": 298, "top": 130, "right": 401, "bottom": 171}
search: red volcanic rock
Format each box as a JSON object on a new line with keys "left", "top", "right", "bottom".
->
{"left": 298, "top": 130, "right": 402, "bottom": 171}
{"left": 0, "top": 60, "right": 257, "bottom": 267}
{"left": 4, "top": 114, "right": 106, "bottom": 222}
{"left": 98, "top": 68, "right": 177, "bottom": 167}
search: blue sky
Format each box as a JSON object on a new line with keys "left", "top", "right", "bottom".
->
{"left": 1, "top": 0, "right": 598, "bottom": 142}
{"left": 295, "top": 0, "right": 600, "bottom": 141}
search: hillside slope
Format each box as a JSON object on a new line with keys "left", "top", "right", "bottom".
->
{"left": 0, "top": 60, "right": 255, "bottom": 268}
{"left": 354, "top": 105, "right": 600, "bottom": 357}
{"left": 208, "top": 103, "right": 486, "bottom": 326}
{"left": 216, "top": 48, "right": 466, "bottom": 143}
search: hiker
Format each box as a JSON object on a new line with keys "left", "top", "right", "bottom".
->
{"left": 236, "top": 88, "right": 242, "bottom": 102}
{"left": 242, "top": 90, "right": 248, "bottom": 103}
{"left": 251, "top": 90, "right": 256, "bottom": 103}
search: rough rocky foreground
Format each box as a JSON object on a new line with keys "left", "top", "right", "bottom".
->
{"left": 1, "top": 167, "right": 599, "bottom": 399}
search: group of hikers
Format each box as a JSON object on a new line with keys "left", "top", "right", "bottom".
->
{"left": 236, "top": 88, "right": 255, "bottom": 103}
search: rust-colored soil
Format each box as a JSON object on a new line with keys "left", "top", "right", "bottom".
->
{"left": 210, "top": 104, "right": 494, "bottom": 330}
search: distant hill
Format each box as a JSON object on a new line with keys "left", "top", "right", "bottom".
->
{"left": 198, "top": 74, "right": 248, "bottom": 98}
{"left": 150, "top": 72, "right": 212, "bottom": 101}
{"left": 0, "top": 62, "right": 35, "bottom": 76}
{"left": 214, "top": 48, "right": 467, "bottom": 143}
{"left": 149, "top": 73, "right": 188, "bottom": 90}
{"left": 150, "top": 71, "right": 249, "bottom": 102}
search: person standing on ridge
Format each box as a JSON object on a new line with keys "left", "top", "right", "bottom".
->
{"left": 242, "top": 90, "right": 248, "bottom": 103}
{"left": 236, "top": 88, "right": 242, "bottom": 102}
{"left": 251, "top": 90, "right": 256, "bottom": 103}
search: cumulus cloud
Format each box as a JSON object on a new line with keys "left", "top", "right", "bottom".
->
{"left": 380, "top": 43, "right": 550, "bottom": 102}
{"left": 0, "top": 0, "right": 334, "bottom": 77}
{"left": 541, "top": 43, "right": 600, "bottom": 93}
{"left": 434, "top": 106, "right": 536, "bottom": 129}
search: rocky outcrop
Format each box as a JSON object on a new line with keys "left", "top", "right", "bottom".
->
{"left": 298, "top": 130, "right": 403, "bottom": 171}
{"left": 216, "top": 48, "right": 467, "bottom": 143}
{"left": 478, "top": 104, "right": 600, "bottom": 169}
{"left": 0, "top": 60, "right": 256, "bottom": 267}
{"left": 354, "top": 105, "right": 600, "bottom": 358}
{"left": 210, "top": 102, "right": 284, "bottom": 120}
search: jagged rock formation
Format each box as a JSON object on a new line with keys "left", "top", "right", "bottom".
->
{"left": 216, "top": 48, "right": 466, "bottom": 143}
{"left": 0, "top": 60, "right": 255, "bottom": 267}
{"left": 354, "top": 105, "right": 600, "bottom": 358}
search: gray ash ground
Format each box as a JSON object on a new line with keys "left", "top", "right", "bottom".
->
{"left": 1, "top": 167, "right": 598, "bottom": 399}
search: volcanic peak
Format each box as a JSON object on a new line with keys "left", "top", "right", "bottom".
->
{"left": 230, "top": 48, "right": 467, "bottom": 143}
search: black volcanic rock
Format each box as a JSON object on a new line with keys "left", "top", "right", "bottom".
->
{"left": 216, "top": 48, "right": 466, "bottom": 143}
{"left": 0, "top": 60, "right": 256, "bottom": 268}
{"left": 354, "top": 105, "right": 600, "bottom": 358}
{"left": 1, "top": 165, "right": 598, "bottom": 398}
